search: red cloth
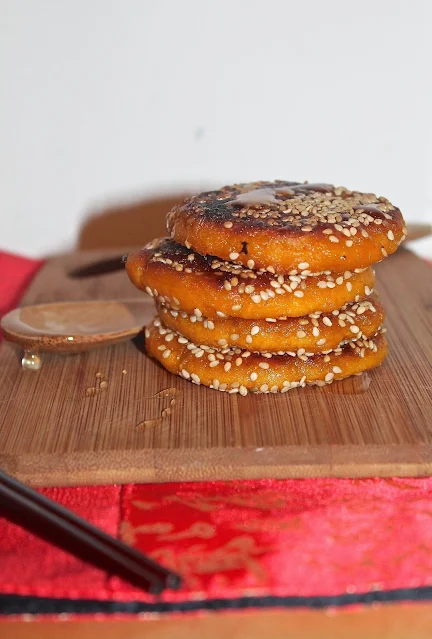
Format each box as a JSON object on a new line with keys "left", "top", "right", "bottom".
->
{"left": 1, "top": 479, "right": 432, "bottom": 602}
{"left": 0, "top": 251, "right": 44, "bottom": 337}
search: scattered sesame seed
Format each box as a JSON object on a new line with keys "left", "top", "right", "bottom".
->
{"left": 224, "top": 221, "right": 233, "bottom": 228}
{"left": 250, "top": 372, "right": 258, "bottom": 382}
{"left": 294, "top": 290, "right": 304, "bottom": 298}
{"left": 387, "top": 230, "right": 394, "bottom": 241}
{"left": 333, "top": 366, "right": 343, "bottom": 374}
{"left": 251, "top": 326, "right": 260, "bottom": 335}
{"left": 350, "top": 325, "right": 360, "bottom": 334}
{"left": 323, "top": 317, "right": 332, "bottom": 327}
{"left": 259, "top": 362, "right": 269, "bottom": 369}
{"left": 229, "top": 252, "right": 240, "bottom": 260}
{"left": 209, "top": 360, "right": 220, "bottom": 368}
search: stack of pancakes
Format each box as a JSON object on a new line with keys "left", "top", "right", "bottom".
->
{"left": 126, "top": 181, "right": 406, "bottom": 394}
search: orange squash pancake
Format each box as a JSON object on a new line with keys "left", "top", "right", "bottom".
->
{"left": 145, "top": 318, "right": 387, "bottom": 393}
{"left": 156, "top": 296, "right": 384, "bottom": 354}
{"left": 126, "top": 238, "right": 375, "bottom": 319}
{"left": 167, "top": 181, "right": 406, "bottom": 274}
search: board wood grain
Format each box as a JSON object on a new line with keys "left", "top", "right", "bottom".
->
{"left": 0, "top": 248, "right": 431, "bottom": 486}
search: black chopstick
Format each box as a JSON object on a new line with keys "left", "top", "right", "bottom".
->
{"left": 0, "top": 470, "right": 182, "bottom": 594}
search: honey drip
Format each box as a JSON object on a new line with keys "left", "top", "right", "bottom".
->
{"left": 136, "top": 388, "right": 181, "bottom": 430}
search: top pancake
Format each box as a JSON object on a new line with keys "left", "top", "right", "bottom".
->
{"left": 167, "top": 181, "right": 406, "bottom": 273}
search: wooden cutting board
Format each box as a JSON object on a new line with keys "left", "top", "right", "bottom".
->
{"left": 0, "top": 249, "right": 431, "bottom": 486}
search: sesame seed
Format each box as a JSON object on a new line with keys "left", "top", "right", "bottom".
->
{"left": 235, "top": 357, "right": 242, "bottom": 366}
{"left": 239, "top": 385, "right": 248, "bottom": 396}
{"left": 144, "top": 328, "right": 150, "bottom": 338}
{"left": 365, "top": 286, "right": 372, "bottom": 296}
{"left": 387, "top": 230, "right": 394, "bottom": 241}
{"left": 224, "top": 221, "right": 233, "bottom": 228}
{"left": 333, "top": 366, "right": 342, "bottom": 374}
{"left": 312, "top": 327, "right": 320, "bottom": 337}
{"left": 218, "top": 338, "right": 228, "bottom": 346}
{"left": 165, "top": 333, "right": 174, "bottom": 342}
{"left": 251, "top": 326, "right": 260, "bottom": 335}
{"left": 294, "top": 290, "right": 304, "bottom": 298}
{"left": 231, "top": 304, "right": 242, "bottom": 311}
{"left": 145, "top": 286, "right": 154, "bottom": 297}
{"left": 207, "top": 320, "right": 215, "bottom": 330}
{"left": 157, "top": 344, "right": 166, "bottom": 351}
{"left": 194, "top": 308, "right": 202, "bottom": 318}
{"left": 252, "top": 294, "right": 261, "bottom": 303}
{"left": 260, "top": 384, "right": 269, "bottom": 392}
{"left": 162, "top": 349, "right": 171, "bottom": 358}
{"left": 224, "top": 281, "right": 232, "bottom": 291}
{"left": 246, "top": 335, "right": 253, "bottom": 344}
{"left": 350, "top": 325, "right": 360, "bottom": 334}
{"left": 229, "top": 252, "right": 239, "bottom": 260}
{"left": 181, "top": 369, "right": 190, "bottom": 379}
{"left": 250, "top": 372, "right": 258, "bottom": 382}
{"left": 224, "top": 362, "right": 232, "bottom": 372}
{"left": 346, "top": 240, "right": 353, "bottom": 247}
{"left": 230, "top": 334, "right": 239, "bottom": 341}
{"left": 346, "top": 281, "right": 353, "bottom": 292}
{"left": 381, "top": 247, "right": 388, "bottom": 257}
{"left": 298, "top": 262, "right": 309, "bottom": 269}
{"left": 317, "top": 338, "right": 326, "bottom": 346}
{"left": 297, "top": 330, "right": 306, "bottom": 338}
{"left": 323, "top": 317, "right": 332, "bottom": 327}
{"left": 336, "top": 276, "right": 344, "bottom": 285}
{"left": 247, "top": 259, "right": 255, "bottom": 269}
{"left": 209, "top": 360, "right": 220, "bottom": 368}
{"left": 325, "top": 373, "right": 334, "bottom": 382}
{"left": 191, "top": 373, "right": 201, "bottom": 384}
{"left": 329, "top": 235, "right": 339, "bottom": 243}
{"left": 259, "top": 362, "right": 269, "bottom": 369}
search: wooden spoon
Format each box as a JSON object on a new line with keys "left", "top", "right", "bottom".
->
{"left": 1, "top": 299, "right": 154, "bottom": 370}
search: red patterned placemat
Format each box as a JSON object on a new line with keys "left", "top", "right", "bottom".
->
{"left": 1, "top": 478, "right": 432, "bottom": 613}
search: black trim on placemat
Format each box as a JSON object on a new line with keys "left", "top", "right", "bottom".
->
{"left": 1, "top": 586, "right": 432, "bottom": 616}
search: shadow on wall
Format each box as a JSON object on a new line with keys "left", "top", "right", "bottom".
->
{"left": 76, "top": 194, "right": 193, "bottom": 250}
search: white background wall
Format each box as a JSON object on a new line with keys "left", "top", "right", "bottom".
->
{"left": 1, "top": 0, "right": 431, "bottom": 257}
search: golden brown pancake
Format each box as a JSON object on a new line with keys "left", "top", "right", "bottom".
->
{"left": 167, "top": 181, "right": 406, "bottom": 274}
{"left": 126, "top": 238, "right": 375, "bottom": 319}
{"left": 156, "top": 296, "right": 385, "bottom": 354}
{"left": 145, "top": 317, "right": 387, "bottom": 394}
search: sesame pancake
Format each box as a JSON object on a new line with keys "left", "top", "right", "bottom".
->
{"left": 167, "top": 181, "right": 406, "bottom": 273}
{"left": 155, "top": 296, "right": 385, "bottom": 354}
{"left": 145, "top": 318, "right": 388, "bottom": 394}
{"left": 126, "top": 238, "right": 375, "bottom": 319}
